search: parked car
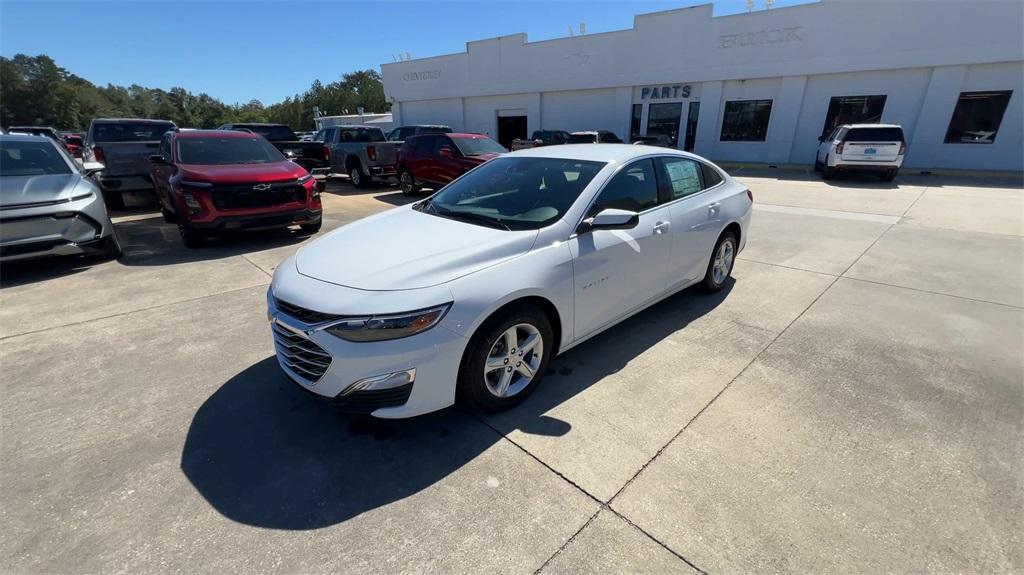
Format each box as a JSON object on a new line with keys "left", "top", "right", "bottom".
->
{"left": 511, "top": 130, "right": 571, "bottom": 151}
{"left": 313, "top": 125, "right": 398, "bottom": 188}
{"left": 62, "top": 134, "right": 84, "bottom": 159}
{"left": 396, "top": 133, "right": 506, "bottom": 195}
{"left": 150, "top": 129, "right": 322, "bottom": 248}
{"left": 567, "top": 130, "right": 623, "bottom": 144}
{"left": 815, "top": 123, "right": 906, "bottom": 181}
{"left": 6, "top": 126, "right": 62, "bottom": 141}
{"left": 0, "top": 134, "right": 121, "bottom": 261}
{"left": 217, "top": 123, "right": 330, "bottom": 184}
{"left": 267, "top": 144, "right": 751, "bottom": 417}
{"left": 386, "top": 125, "right": 452, "bottom": 143}
{"left": 83, "top": 118, "right": 176, "bottom": 209}
{"left": 632, "top": 135, "right": 673, "bottom": 147}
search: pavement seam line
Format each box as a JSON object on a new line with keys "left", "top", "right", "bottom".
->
{"left": 0, "top": 282, "right": 269, "bottom": 341}
{"left": 735, "top": 256, "right": 840, "bottom": 277}
{"left": 606, "top": 506, "right": 707, "bottom": 574}
{"left": 533, "top": 508, "right": 602, "bottom": 575}
{"left": 240, "top": 254, "right": 274, "bottom": 278}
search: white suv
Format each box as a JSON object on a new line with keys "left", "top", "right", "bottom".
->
{"left": 815, "top": 124, "right": 906, "bottom": 182}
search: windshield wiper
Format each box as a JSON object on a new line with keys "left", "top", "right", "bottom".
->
{"left": 434, "top": 207, "right": 510, "bottom": 230}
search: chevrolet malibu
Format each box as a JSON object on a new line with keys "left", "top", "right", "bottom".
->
{"left": 268, "top": 145, "right": 752, "bottom": 418}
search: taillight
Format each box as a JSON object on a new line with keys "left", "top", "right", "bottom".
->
{"left": 92, "top": 145, "right": 106, "bottom": 163}
{"left": 367, "top": 145, "right": 377, "bottom": 161}
{"left": 746, "top": 189, "right": 753, "bottom": 203}
{"left": 835, "top": 142, "right": 845, "bottom": 155}
{"left": 322, "top": 145, "right": 330, "bottom": 162}
{"left": 898, "top": 142, "right": 906, "bottom": 155}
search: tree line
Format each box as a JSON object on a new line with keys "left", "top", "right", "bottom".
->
{"left": 0, "top": 54, "right": 390, "bottom": 132}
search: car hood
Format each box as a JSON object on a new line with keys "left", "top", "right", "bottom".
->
{"left": 178, "top": 161, "right": 306, "bottom": 184}
{"left": 296, "top": 206, "right": 539, "bottom": 290}
{"left": 463, "top": 152, "right": 503, "bottom": 163}
{"left": 0, "top": 174, "right": 82, "bottom": 207}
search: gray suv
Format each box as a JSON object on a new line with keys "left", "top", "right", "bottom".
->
{"left": 0, "top": 134, "right": 121, "bottom": 261}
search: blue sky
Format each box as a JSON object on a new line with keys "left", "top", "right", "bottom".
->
{"left": 1, "top": 0, "right": 812, "bottom": 105}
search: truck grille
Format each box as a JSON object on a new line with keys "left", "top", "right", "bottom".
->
{"left": 274, "top": 298, "right": 342, "bottom": 324}
{"left": 211, "top": 181, "right": 305, "bottom": 210}
{"left": 272, "top": 322, "right": 332, "bottom": 382}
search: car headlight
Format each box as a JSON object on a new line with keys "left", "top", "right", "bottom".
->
{"left": 324, "top": 303, "right": 451, "bottom": 342}
{"left": 297, "top": 174, "right": 313, "bottom": 184}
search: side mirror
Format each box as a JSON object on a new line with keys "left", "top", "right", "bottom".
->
{"left": 577, "top": 208, "right": 640, "bottom": 234}
{"left": 438, "top": 146, "right": 453, "bottom": 158}
{"left": 149, "top": 154, "right": 167, "bottom": 164}
{"left": 81, "top": 161, "right": 105, "bottom": 176}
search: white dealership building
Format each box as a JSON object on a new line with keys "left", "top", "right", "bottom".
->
{"left": 381, "top": 0, "right": 1023, "bottom": 172}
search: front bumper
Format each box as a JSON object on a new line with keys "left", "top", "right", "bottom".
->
{"left": 186, "top": 208, "right": 322, "bottom": 233}
{"left": 0, "top": 192, "right": 115, "bottom": 262}
{"left": 266, "top": 270, "right": 467, "bottom": 419}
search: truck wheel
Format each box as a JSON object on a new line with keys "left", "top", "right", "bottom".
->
{"left": 399, "top": 170, "right": 420, "bottom": 195}
{"left": 880, "top": 170, "right": 897, "bottom": 182}
{"left": 822, "top": 158, "right": 835, "bottom": 180}
{"left": 103, "top": 189, "right": 125, "bottom": 211}
{"left": 349, "top": 164, "right": 369, "bottom": 188}
{"left": 300, "top": 220, "right": 322, "bottom": 234}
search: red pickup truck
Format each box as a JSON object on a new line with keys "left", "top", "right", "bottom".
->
{"left": 150, "top": 129, "right": 322, "bottom": 248}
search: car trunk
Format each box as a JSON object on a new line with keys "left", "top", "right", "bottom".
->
{"left": 840, "top": 127, "right": 904, "bottom": 162}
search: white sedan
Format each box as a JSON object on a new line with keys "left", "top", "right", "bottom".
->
{"left": 268, "top": 144, "right": 752, "bottom": 418}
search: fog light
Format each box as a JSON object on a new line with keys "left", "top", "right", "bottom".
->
{"left": 341, "top": 369, "right": 415, "bottom": 395}
{"left": 183, "top": 193, "right": 200, "bottom": 209}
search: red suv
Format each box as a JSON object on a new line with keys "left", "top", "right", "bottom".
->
{"left": 150, "top": 129, "right": 322, "bottom": 248}
{"left": 397, "top": 133, "right": 506, "bottom": 195}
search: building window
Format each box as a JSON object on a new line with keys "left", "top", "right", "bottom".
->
{"left": 647, "top": 103, "right": 682, "bottom": 147}
{"left": 630, "top": 104, "right": 642, "bottom": 141}
{"left": 720, "top": 100, "right": 772, "bottom": 142}
{"left": 821, "top": 95, "right": 886, "bottom": 139}
{"left": 944, "top": 91, "right": 1013, "bottom": 144}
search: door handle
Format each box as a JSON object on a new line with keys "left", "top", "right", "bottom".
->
{"left": 653, "top": 221, "right": 670, "bottom": 235}
{"left": 708, "top": 202, "right": 721, "bottom": 214}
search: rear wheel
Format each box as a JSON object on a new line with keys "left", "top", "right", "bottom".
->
{"left": 880, "top": 170, "right": 897, "bottom": 182}
{"left": 702, "top": 231, "right": 736, "bottom": 292}
{"left": 300, "top": 220, "right": 322, "bottom": 234}
{"left": 349, "top": 164, "right": 370, "bottom": 188}
{"left": 458, "top": 305, "right": 553, "bottom": 412}
{"left": 399, "top": 170, "right": 420, "bottom": 195}
{"left": 822, "top": 165, "right": 835, "bottom": 180}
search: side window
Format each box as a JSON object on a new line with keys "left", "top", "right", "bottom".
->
{"left": 400, "top": 127, "right": 416, "bottom": 140}
{"left": 413, "top": 135, "right": 435, "bottom": 154}
{"left": 600, "top": 132, "right": 622, "bottom": 143}
{"left": 590, "top": 159, "right": 659, "bottom": 214}
{"left": 433, "top": 136, "right": 452, "bottom": 154}
{"left": 656, "top": 157, "right": 703, "bottom": 200}
{"left": 700, "top": 163, "right": 723, "bottom": 189}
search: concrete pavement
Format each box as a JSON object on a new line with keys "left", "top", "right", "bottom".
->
{"left": 2, "top": 171, "right": 1021, "bottom": 573}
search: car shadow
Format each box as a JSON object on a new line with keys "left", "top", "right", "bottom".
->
{"left": 180, "top": 279, "right": 732, "bottom": 530}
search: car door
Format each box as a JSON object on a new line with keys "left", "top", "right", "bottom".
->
{"left": 412, "top": 135, "right": 439, "bottom": 184}
{"left": 321, "top": 128, "right": 342, "bottom": 172}
{"left": 434, "top": 136, "right": 464, "bottom": 184}
{"left": 150, "top": 133, "right": 174, "bottom": 210}
{"left": 656, "top": 156, "right": 725, "bottom": 287}
{"left": 571, "top": 158, "right": 672, "bottom": 340}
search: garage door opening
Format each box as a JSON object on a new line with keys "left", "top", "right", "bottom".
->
{"left": 497, "top": 116, "right": 527, "bottom": 150}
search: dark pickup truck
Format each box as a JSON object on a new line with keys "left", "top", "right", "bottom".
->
{"left": 218, "top": 123, "right": 329, "bottom": 184}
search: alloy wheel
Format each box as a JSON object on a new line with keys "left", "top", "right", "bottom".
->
{"left": 712, "top": 238, "right": 735, "bottom": 285}
{"left": 483, "top": 323, "right": 543, "bottom": 398}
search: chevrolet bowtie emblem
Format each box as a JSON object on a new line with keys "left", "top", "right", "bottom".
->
{"left": 253, "top": 183, "right": 271, "bottom": 191}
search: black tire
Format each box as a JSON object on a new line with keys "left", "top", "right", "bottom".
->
{"left": 813, "top": 159, "right": 822, "bottom": 172}
{"left": 160, "top": 204, "right": 177, "bottom": 223}
{"left": 822, "top": 165, "right": 835, "bottom": 180}
{"left": 178, "top": 223, "right": 206, "bottom": 249}
{"left": 880, "top": 170, "right": 897, "bottom": 182}
{"left": 399, "top": 170, "right": 420, "bottom": 195}
{"left": 458, "top": 304, "right": 554, "bottom": 413}
{"left": 701, "top": 231, "right": 737, "bottom": 292}
{"left": 349, "top": 164, "right": 369, "bottom": 188}
{"left": 300, "top": 220, "right": 322, "bottom": 234}
{"left": 102, "top": 189, "right": 125, "bottom": 211}
{"left": 84, "top": 233, "right": 122, "bottom": 260}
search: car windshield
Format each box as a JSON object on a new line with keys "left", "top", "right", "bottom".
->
{"left": 0, "top": 139, "right": 71, "bottom": 176}
{"left": 567, "top": 134, "right": 597, "bottom": 144}
{"left": 416, "top": 157, "right": 605, "bottom": 231}
{"left": 93, "top": 122, "right": 174, "bottom": 142}
{"left": 452, "top": 137, "right": 507, "bottom": 156}
{"left": 176, "top": 137, "right": 285, "bottom": 165}
{"left": 243, "top": 125, "right": 297, "bottom": 141}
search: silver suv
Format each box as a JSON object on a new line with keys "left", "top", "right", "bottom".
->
{"left": 0, "top": 134, "right": 121, "bottom": 262}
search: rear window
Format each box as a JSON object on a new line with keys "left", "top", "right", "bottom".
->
{"left": 0, "top": 139, "right": 71, "bottom": 176}
{"left": 420, "top": 126, "right": 452, "bottom": 134}
{"left": 93, "top": 122, "right": 174, "bottom": 142}
{"left": 568, "top": 134, "right": 597, "bottom": 144}
{"left": 239, "top": 125, "right": 296, "bottom": 141}
{"left": 844, "top": 128, "right": 904, "bottom": 142}
{"left": 339, "top": 128, "right": 385, "bottom": 143}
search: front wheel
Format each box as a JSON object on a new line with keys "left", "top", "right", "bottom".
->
{"left": 399, "top": 170, "right": 420, "bottom": 195}
{"left": 300, "top": 220, "right": 322, "bottom": 234}
{"left": 179, "top": 224, "right": 207, "bottom": 249}
{"left": 702, "top": 231, "right": 736, "bottom": 292}
{"left": 458, "top": 305, "right": 553, "bottom": 412}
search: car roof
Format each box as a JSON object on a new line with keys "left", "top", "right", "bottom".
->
{"left": 840, "top": 123, "right": 903, "bottom": 129}
{"left": 447, "top": 133, "right": 493, "bottom": 139}
{"left": 9, "top": 126, "right": 57, "bottom": 130}
{"left": 230, "top": 122, "right": 285, "bottom": 127}
{"left": 328, "top": 125, "right": 381, "bottom": 129}
{"left": 92, "top": 118, "right": 175, "bottom": 124}
{"left": 0, "top": 133, "right": 60, "bottom": 144}
{"left": 175, "top": 129, "right": 256, "bottom": 139}
{"left": 508, "top": 143, "right": 707, "bottom": 164}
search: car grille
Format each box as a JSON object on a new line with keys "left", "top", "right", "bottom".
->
{"left": 274, "top": 298, "right": 342, "bottom": 324}
{"left": 272, "top": 322, "right": 332, "bottom": 382}
{"left": 210, "top": 181, "right": 305, "bottom": 210}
